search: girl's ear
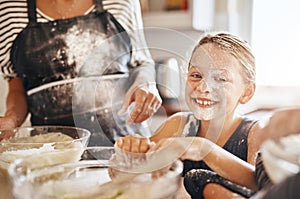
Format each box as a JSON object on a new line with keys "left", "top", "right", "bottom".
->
{"left": 239, "top": 83, "right": 256, "bottom": 104}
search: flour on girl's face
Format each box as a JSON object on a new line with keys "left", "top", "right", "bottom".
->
{"left": 185, "top": 43, "right": 245, "bottom": 121}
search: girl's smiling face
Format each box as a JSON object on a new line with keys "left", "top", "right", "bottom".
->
{"left": 185, "top": 43, "right": 248, "bottom": 121}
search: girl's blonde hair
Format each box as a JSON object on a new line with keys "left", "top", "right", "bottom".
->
{"left": 191, "top": 32, "right": 256, "bottom": 83}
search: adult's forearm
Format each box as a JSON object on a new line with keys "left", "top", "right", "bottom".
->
{"left": 267, "top": 107, "right": 300, "bottom": 139}
{"left": 5, "top": 96, "right": 27, "bottom": 127}
{"left": 129, "top": 61, "right": 156, "bottom": 87}
{"left": 5, "top": 79, "right": 28, "bottom": 127}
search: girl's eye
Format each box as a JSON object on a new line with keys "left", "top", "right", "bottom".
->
{"left": 212, "top": 74, "right": 227, "bottom": 82}
{"left": 216, "top": 77, "right": 227, "bottom": 82}
{"left": 189, "top": 73, "right": 202, "bottom": 79}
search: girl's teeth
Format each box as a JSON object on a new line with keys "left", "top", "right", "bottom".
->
{"left": 196, "top": 99, "right": 215, "bottom": 105}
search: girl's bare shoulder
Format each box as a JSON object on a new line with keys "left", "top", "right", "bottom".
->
{"left": 150, "top": 112, "right": 191, "bottom": 142}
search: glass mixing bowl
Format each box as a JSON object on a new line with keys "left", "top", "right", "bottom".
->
{"left": 0, "top": 126, "right": 91, "bottom": 199}
{"left": 9, "top": 147, "right": 183, "bottom": 199}
{"left": 0, "top": 126, "right": 90, "bottom": 169}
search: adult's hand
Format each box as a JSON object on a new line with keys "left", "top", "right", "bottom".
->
{"left": 0, "top": 116, "right": 17, "bottom": 130}
{"left": 119, "top": 82, "right": 162, "bottom": 124}
{"left": 0, "top": 116, "right": 17, "bottom": 140}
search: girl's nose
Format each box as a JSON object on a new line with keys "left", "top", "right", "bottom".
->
{"left": 197, "top": 79, "right": 210, "bottom": 93}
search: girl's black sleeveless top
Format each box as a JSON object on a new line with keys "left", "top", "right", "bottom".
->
{"left": 183, "top": 114, "right": 257, "bottom": 175}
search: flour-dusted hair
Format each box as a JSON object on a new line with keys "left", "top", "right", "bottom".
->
{"left": 191, "top": 32, "right": 256, "bottom": 83}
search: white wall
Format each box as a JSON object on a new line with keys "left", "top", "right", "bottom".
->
{"left": 193, "top": 0, "right": 253, "bottom": 44}
{"left": 252, "top": 0, "right": 300, "bottom": 86}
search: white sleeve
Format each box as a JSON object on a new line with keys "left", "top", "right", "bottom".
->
{"left": 0, "top": 0, "right": 28, "bottom": 79}
{"left": 104, "top": 0, "right": 156, "bottom": 84}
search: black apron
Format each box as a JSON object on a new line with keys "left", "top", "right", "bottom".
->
{"left": 10, "top": 0, "right": 150, "bottom": 146}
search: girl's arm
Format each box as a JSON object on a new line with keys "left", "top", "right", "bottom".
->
{"left": 201, "top": 139, "right": 257, "bottom": 190}
{"left": 152, "top": 137, "right": 258, "bottom": 190}
{"left": 116, "top": 112, "right": 188, "bottom": 151}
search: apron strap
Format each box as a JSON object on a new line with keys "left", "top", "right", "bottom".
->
{"left": 94, "top": 0, "right": 104, "bottom": 12}
{"left": 27, "top": 0, "right": 37, "bottom": 24}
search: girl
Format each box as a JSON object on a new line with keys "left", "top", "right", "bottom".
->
{"left": 116, "top": 32, "right": 300, "bottom": 199}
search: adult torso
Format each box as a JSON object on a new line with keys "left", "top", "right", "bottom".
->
{"left": 9, "top": 0, "right": 135, "bottom": 146}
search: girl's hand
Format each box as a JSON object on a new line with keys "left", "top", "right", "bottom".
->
{"left": 149, "top": 137, "right": 214, "bottom": 162}
{"left": 112, "top": 135, "right": 153, "bottom": 173}
{"left": 115, "top": 134, "right": 153, "bottom": 153}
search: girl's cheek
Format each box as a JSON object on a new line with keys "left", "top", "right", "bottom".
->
{"left": 186, "top": 81, "right": 196, "bottom": 91}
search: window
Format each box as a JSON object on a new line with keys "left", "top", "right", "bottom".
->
{"left": 252, "top": 0, "right": 300, "bottom": 86}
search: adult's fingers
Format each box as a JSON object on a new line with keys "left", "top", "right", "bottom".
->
{"left": 129, "top": 92, "right": 162, "bottom": 123}
{"left": 126, "top": 88, "right": 147, "bottom": 123}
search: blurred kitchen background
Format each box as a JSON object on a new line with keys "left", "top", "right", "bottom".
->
{"left": 1, "top": 0, "right": 300, "bottom": 130}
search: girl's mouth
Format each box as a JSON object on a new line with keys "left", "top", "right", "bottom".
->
{"left": 194, "top": 98, "right": 217, "bottom": 107}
